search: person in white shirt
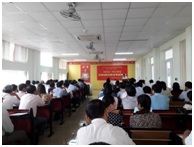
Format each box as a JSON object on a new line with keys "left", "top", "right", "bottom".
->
{"left": 182, "top": 130, "right": 192, "bottom": 145}
{"left": 2, "top": 106, "right": 29, "bottom": 144}
{"left": 16, "top": 83, "right": 27, "bottom": 98}
{"left": 122, "top": 74, "right": 128, "bottom": 80}
{"left": 122, "top": 86, "right": 137, "bottom": 109}
{"left": 183, "top": 91, "right": 192, "bottom": 110}
{"left": 19, "top": 85, "right": 47, "bottom": 136}
{"left": 76, "top": 99, "right": 135, "bottom": 145}
{"left": 2, "top": 85, "right": 20, "bottom": 109}
{"left": 179, "top": 81, "right": 192, "bottom": 102}
{"left": 53, "top": 82, "right": 68, "bottom": 98}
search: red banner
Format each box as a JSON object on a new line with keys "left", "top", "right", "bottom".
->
{"left": 80, "top": 63, "right": 90, "bottom": 83}
{"left": 97, "top": 65, "right": 128, "bottom": 80}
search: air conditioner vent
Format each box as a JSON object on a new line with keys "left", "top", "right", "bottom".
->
{"left": 77, "top": 34, "right": 101, "bottom": 41}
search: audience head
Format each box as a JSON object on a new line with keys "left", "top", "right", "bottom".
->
{"left": 149, "top": 79, "right": 154, "bottom": 84}
{"left": 11, "top": 84, "right": 18, "bottom": 92}
{"left": 25, "top": 80, "right": 31, "bottom": 86}
{"left": 143, "top": 86, "right": 151, "bottom": 94}
{"left": 56, "top": 82, "right": 63, "bottom": 88}
{"left": 103, "top": 83, "right": 113, "bottom": 95}
{"left": 160, "top": 81, "right": 167, "bottom": 90}
{"left": 89, "top": 142, "right": 110, "bottom": 145}
{"left": 172, "top": 82, "right": 181, "bottom": 91}
{"left": 85, "top": 99, "right": 107, "bottom": 123}
{"left": 185, "top": 81, "right": 192, "bottom": 90}
{"left": 137, "top": 94, "right": 151, "bottom": 113}
{"left": 37, "top": 83, "right": 46, "bottom": 94}
{"left": 32, "top": 80, "right": 36, "bottom": 85}
{"left": 26, "top": 85, "right": 36, "bottom": 94}
{"left": 18, "top": 83, "right": 27, "bottom": 92}
{"left": 102, "top": 94, "right": 116, "bottom": 111}
{"left": 3, "top": 85, "right": 13, "bottom": 93}
{"left": 152, "top": 84, "right": 162, "bottom": 94}
{"left": 126, "top": 86, "right": 136, "bottom": 96}
{"left": 187, "top": 91, "right": 192, "bottom": 102}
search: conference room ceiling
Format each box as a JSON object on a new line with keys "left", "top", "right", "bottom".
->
{"left": 2, "top": 2, "right": 192, "bottom": 61}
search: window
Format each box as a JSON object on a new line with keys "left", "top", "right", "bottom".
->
{"left": 40, "top": 53, "right": 53, "bottom": 67}
{"left": 59, "top": 73, "right": 67, "bottom": 81}
{"left": 1, "top": 70, "right": 28, "bottom": 90}
{"left": 41, "top": 72, "right": 53, "bottom": 82}
{"left": 2, "top": 40, "right": 28, "bottom": 62}
{"left": 165, "top": 49, "right": 173, "bottom": 88}
{"left": 59, "top": 59, "right": 67, "bottom": 69}
{"left": 165, "top": 49, "right": 173, "bottom": 60}
{"left": 150, "top": 57, "right": 154, "bottom": 80}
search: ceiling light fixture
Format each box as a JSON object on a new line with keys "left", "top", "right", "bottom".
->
{"left": 115, "top": 52, "right": 133, "bottom": 55}
{"left": 113, "top": 58, "right": 127, "bottom": 61}
{"left": 62, "top": 53, "right": 79, "bottom": 56}
{"left": 74, "top": 59, "right": 87, "bottom": 61}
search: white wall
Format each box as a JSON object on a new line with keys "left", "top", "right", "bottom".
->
{"left": 2, "top": 48, "right": 67, "bottom": 82}
{"left": 136, "top": 25, "right": 192, "bottom": 88}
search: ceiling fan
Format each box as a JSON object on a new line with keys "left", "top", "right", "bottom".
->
{"left": 60, "top": 2, "right": 81, "bottom": 21}
{"left": 94, "top": 54, "right": 104, "bottom": 62}
{"left": 86, "top": 42, "right": 95, "bottom": 51}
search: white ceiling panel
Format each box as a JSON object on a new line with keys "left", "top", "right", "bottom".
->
{"left": 28, "top": 12, "right": 56, "bottom": 21}
{"left": 127, "top": 8, "right": 155, "bottom": 18}
{"left": 104, "top": 19, "right": 125, "bottom": 27}
{"left": 103, "top": 9, "right": 128, "bottom": 19}
{"left": 102, "top": 2, "right": 130, "bottom": 9}
{"left": 43, "top": 2, "right": 68, "bottom": 12}
{"left": 125, "top": 18, "right": 148, "bottom": 26}
{"left": 81, "top": 20, "right": 103, "bottom": 27}
{"left": 14, "top": 2, "right": 48, "bottom": 12}
{"left": 152, "top": 6, "right": 183, "bottom": 18}
{"left": 130, "top": 2, "right": 159, "bottom": 8}
{"left": 78, "top": 10, "right": 102, "bottom": 20}
{"left": 2, "top": 2, "right": 192, "bottom": 61}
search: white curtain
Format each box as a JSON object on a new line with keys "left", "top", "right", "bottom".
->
{"left": 2, "top": 40, "right": 14, "bottom": 61}
{"left": 14, "top": 44, "right": 28, "bottom": 62}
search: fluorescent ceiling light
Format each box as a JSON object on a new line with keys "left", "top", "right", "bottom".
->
{"left": 113, "top": 58, "right": 127, "bottom": 61}
{"left": 62, "top": 53, "right": 79, "bottom": 56}
{"left": 74, "top": 59, "right": 87, "bottom": 61}
{"left": 115, "top": 52, "right": 133, "bottom": 55}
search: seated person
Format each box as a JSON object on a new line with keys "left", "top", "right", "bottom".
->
{"left": 130, "top": 94, "right": 162, "bottom": 128}
{"left": 171, "top": 82, "right": 183, "bottom": 101}
{"left": 122, "top": 86, "right": 137, "bottom": 109}
{"left": 2, "top": 106, "right": 29, "bottom": 145}
{"left": 150, "top": 84, "right": 170, "bottom": 110}
{"left": 76, "top": 99, "right": 135, "bottom": 145}
{"left": 102, "top": 94, "right": 124, "bottom": 127}
{"left": 183, "top": 91, "right": 192, "bottom": 110}
{"left": 179, "top": 81, "right": 192, "bottom": 102}
{"left": 182, "top": 130, "right": 192, "bottom": 145}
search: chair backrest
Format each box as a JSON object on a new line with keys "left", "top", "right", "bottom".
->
{"left": 62, "top": 94, "right": 71, "bottom": 106}
{"left": 50, "top": 98, "right": 63, "bottom": 112}
{"left": 129, "top": 130, "right": 171, "bottom": 145}
{"left": 8, "top": 108, "right": 34, "bottom": 133}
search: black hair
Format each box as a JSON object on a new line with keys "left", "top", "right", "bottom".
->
{"left": 3, "top": 85, "right": 13, "bottom": 93}
{"left": 143, "top": 86, "right": 151, "bottom": 94}
{"left": 160, "top": 81, "right": 167, "bottom": 90}
{"left": 18, "top": 83, "right": 27, "bottom": 91}
{"left": 11, "top": 84, "right": 18, "bottom": 92}
{"left": 89, "top": 142, "right": 110, "bottom": 145}
{"left": 172, "top": 82, "right": 181, "bottom": 91}
{"left": 126, "top": 86, "right": 136, "bottom": 96}
{"left": 37, "top": 83, "right": 46, "bottom": 94}
{"left": 187, "top": 91, "right": 192, "bottom": 101}
{"left": 56, "top": 82, "right": 63, "bottom": 88}
{"left": 102, "top": 94, "right": 115, "bottom": 108}
{"left": 26, "top": 85, "right": 36, "bottom": 94}
{"left": 103, "top": 83, "right": 112, "bottom": 95}
{"left": 25, "top": 80, "right": 31, "bottom": 86}
{"left": 149, "top": 79, "right": 154, "bottom": 83}
{"left": 136, "top": 94, "right": 151, "bottom": 114}
{"left": 85, "top": 99, "right": 106, "bottom": 120}
{"left": 185, "top": 81, "right": 192, "bottom": 89}
{"left": 152, "top": 84, "right": 162, "bottom": 93}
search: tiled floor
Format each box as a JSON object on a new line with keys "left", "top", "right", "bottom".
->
{"left": 39, "top": 89, "right": 100, "bottom": 145}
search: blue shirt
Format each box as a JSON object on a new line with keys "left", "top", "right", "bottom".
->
{"left": 150, "top": 93, "right": 170, "bottom": 110}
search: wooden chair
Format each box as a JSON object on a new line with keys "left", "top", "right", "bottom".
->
{"left": 8, "top": 108, "right": 36, "bottom": 144}
{"left": 129, "top": 130, "right": 172, "bottom": 145}
{"left": 61, "top": 94, "right": 72, "bottom": 116}
{"left": 37, "top": 105, "right": 54, "bottom": 137}
{"left": 50, "top": 98, "right": 64, "bottom": 125}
